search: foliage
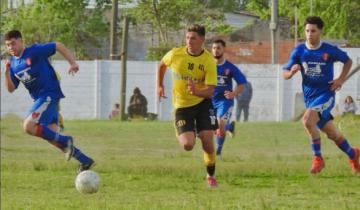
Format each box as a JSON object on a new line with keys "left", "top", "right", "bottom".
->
{"left": 1, "top": 0, "right": 110, "bottom": 59}
{"left": 245, "top": 0, "right": 360, "bottom": 45}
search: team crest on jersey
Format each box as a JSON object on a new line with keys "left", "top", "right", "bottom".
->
{"left": 224, "top": 69, "right": 230, "bottom": 76}
{"left": 25, "top": 58, "right": 32, "bottom": 65}
{"left": 322, "top": 53, "right": 329, "bottom": 61}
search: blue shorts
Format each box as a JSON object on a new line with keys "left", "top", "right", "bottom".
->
{"left": 213, "top": 99, "right": 233, "bottom": 121}
{"left": 26, "top": 96, "right": 59, "bottom": 126}
{"left": 307, "top": 95, "right": 335, "bottom": 129}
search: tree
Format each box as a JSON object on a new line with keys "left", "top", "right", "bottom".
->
{"left": 128, "top": 0, "right": 235, "bottom": 60}
{"left": 245, "top": 0, "right": 360, "bottom": 45}
{"left": 1, "top": 0, "right": 110, "bottom": 59}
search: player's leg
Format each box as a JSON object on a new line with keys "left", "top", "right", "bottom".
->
{"left": 321, "top": 120, "right": 359, "bottom": 174}
{"left": 175, "top": 106, "right": 196, "bottom": 151}
{"left": 23, "top": 97, "right": 73, "bottom": 157}
{"left": 196, "top": 99, "right": 218, "bottom": 187}
{"left": 302, "top": 109, "right": 324, "bottom": 173}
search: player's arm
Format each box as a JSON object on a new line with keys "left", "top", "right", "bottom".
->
{"left": 157, "top": 60, "right": 167, "bottom": 100}
{"left": 283, "top": 48, "right": 300, "bottom": 80}
{"left": 225, "top": 84, "right": 245, "bottom": 99}
{"left": 283, "top": 64, "right": 301, "bottom": 80}
{"left": 55, "top": 42, "right": 79, "bottom": 75}
{"left": 188, "top": 80, "right": 215, "bottom": 98}
{"left": 329, "top": 58, "right": 352, "bottom": 91}
{"left": 4, "top": 60, "right": 16, "bottom": 93}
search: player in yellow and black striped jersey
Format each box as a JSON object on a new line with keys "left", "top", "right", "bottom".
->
{"left": 157, "top": 24, "right": 219, "bottom": 187}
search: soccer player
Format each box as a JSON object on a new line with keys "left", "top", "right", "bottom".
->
{"left": 283, "top": 16, "right": 359, "bottom": 174}
{"left": 157, "top": 24, "right": 219, "bottom": 187}
{"left": 211, "top": 39, "right": 247, "bottom": 157}
{"left": 4, "top": 30, "right": 94, "bottom": 172}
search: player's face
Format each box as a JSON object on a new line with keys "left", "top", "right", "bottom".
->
{"left": 186, "top": 32, "right": 204, "bottom": 54}
{"left": 305, "top": 24, "right": 321, "bottom": 45}
{"left": 5, "top": 38, "right": 23, "bottom": 57}
{"left": 211, "top": 43, "right": 224, "bottom": 59}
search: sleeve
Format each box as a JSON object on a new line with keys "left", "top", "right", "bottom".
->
{"left": 10, "top": 68, "right": 20, "bottom": 89}
{"left": 162, "top": 49, "right": 173, "bottom": 66}
{"left": 332, "top": 46, "right": 350, "bottom": 63}
{"left": 231, "top": 64, "right": 247, "bottom": 85}
{"left": 30, "top": 42, "right": 56, "bottom": 58}
{"left": 283, "top": 47, "right": 300, "bottom": 71}
{"left": 205, "top": 57, "right": 218, "bottom": 86}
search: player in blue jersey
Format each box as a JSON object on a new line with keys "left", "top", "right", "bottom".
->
{"left": 283, "top": 16, "right": 359, "bottom": 174}
{"left": 4, "top": 30, "right": 94, "bottom": 172}
{"left": 211, "top": 39, "right": 247, "bottom": 157}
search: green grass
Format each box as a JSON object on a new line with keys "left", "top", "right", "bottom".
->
{"left": 1, "top": 114, "right": 360, "bottom": 210}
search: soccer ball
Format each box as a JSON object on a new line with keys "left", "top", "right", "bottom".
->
{"left": 75, "top": 170, "right": 100, "bottom": 194}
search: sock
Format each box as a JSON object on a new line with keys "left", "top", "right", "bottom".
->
{"left": 311, "top": 138, "right": 322, "bottom": 157}
{"left": 216, "top": 135, "right": 225, "bottom": 155}
{"left": 206, "top": 165, "right": 216, "bottom": 177}
{"left": 204, "top": 151, "right": 216, "bottom": 176}
{"left": 72, "top": 147, "right": 93, "bottom": 165}
{"left": 336, "top": 139, "right": 355, "bottom": 159}
{"left": 35, "top": 124, "right": 69, "bottom": 150}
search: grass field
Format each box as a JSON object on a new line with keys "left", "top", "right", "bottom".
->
{"left": 1, "top": 114, "right": 360, "bottom": 210}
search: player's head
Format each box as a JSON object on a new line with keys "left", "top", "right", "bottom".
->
{"left": 304, "top": 16, "right": 324, "bottom": 45}
{"left": 186, "top": 24, "right": 205, "bottom": 54}
{"left": 4, "top": 30, "right": 24, "bottom": 57}
{"left": 345, "top": 96, "right": 354, "bottom": 103}
{"left": 114, "top": 103, "right": 120, "bottom": 109}
{"left": 212, "top": 39, "right": 226, "bottom": 59}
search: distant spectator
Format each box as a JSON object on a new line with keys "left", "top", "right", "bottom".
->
{"left": 128, "top": 87, "right": 148, "bottom": 118}
{"left": 235, "top": 81, "right": 253, "bottom": 122}
{"left": 109, "top": 103, "right": 120, "bottom": 119}
{"left": 343, "top": 96, "right": 357, "bottom": 114}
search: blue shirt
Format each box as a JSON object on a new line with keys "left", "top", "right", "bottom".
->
{"left": 212, "top": 60, "right": 247, "bottom": 102}
{"left": 283, "top": 42, "right": 349, "bottom": 107}
{"left": 9, "top": 42, "right": 65, "bottom": 100}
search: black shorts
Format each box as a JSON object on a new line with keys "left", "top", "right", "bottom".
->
{"left": 175, "top": 99, "right": 218, "bottom": 135}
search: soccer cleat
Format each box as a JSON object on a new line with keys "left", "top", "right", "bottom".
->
{"left": 78, "top": 158, "right": 95, "bottom": 173}
{"left": 310, "top": 156, "right": 325, "bottom": 174}
{"left": 207, "top": 176, "right": 218, "bottom": 188}
{"left": 349, "top": 147, "right": 360, "bottom": 174}
{"left": 64, "top": 137, "right": 74, "bottom": 161}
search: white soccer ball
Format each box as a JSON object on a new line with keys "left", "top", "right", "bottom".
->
{"left": 75, "top": 170, "right": 100, "bottom": 194}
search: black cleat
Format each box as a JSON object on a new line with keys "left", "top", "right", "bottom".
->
{"left": 78, "top": 159, "right": 95, "bottom": 173}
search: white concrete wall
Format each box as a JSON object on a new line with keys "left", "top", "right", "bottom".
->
{"left": 2, "top": 53, "right": 359, "bottom": 121}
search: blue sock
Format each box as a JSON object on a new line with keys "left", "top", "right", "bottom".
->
{"left": 72, "top": 147, "right": 93, "bottom": 164}
{"left": 216, "top": 135, "right": 225, "bottom": 155}
{"left": 336, "top": 139, "right": 355, "bottom": 159}
{"left": 311, "top": 138, "right": 322, "bottom": 157}
{"left": 36, "top": 124, "right": 69, "bottom": 149}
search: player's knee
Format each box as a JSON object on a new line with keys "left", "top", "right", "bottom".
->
{"left": 183, "top": 143, "right": 194, "bottom": 151}
{"left": 23, "top": 120, "right": 37, "bottom": 135}
{"left": 302, "top": 117, "right": 314, "bottom": 129}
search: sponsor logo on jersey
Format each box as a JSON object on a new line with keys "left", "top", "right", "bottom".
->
{"left": 25, "top": 58, "right": 32, "bottom": 65}
{"left": 322, "top": 53, "right": 329, "bottom": 61}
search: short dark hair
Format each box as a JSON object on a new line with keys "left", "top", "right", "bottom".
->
{"left": 304, "top": 16, "right": 324, "bottom": 29}
{"left": 187, "top": 24, "right": 205, "bottom": 37}
{"left": 4, "top": 30, "right": 22, "bottom": 40}
{"left": 213, "top": 39, "right": 226, "bottom": 47}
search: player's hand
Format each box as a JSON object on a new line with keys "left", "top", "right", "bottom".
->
{"left": 68, "top": 63, "right": 79, "bottom": 75}
{"left": 187, "top": 79, "right": 196, "bottom": 95}
{"left": 157, "top": 85, "right": 167, "bottom": 101}
{"left": 290, "top": 64, "right": 301, "bottom": 76}
{"left": 4, "top": 60, "right": 11, "bottom": 73}
{"left": 224, "top": 90, "right": 236, "bottom": 99}
{"left": 329, "top": 78, "right": 344, "bottom": 91}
